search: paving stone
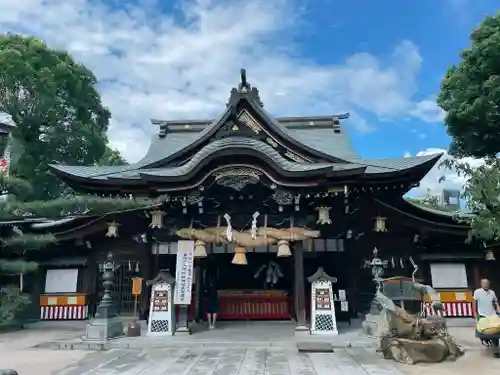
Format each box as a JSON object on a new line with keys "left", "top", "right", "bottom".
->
{"left": 52, "top": 347, "right": 406, "bottom": 375}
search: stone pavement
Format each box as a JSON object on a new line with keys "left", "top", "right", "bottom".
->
{"left": 55, "top": 347, "right": 405, "bottom": 375}
{"left": 34, "top": 320, "right": 376, "bottom": 350}
{"left": 0, "top": 327, "right": 87, "bottom": 375}
{"left": 3, "top": 319, "right": 500, "bottom": 375}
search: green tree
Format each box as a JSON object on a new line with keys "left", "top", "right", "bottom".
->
{"left": 406, "top": 195, "right": 441, "bottom": 210}
{"left": 0, "top": 173, "right": 157, "bottom": 326}
{"left": 98, "top": 146, "right": 127, "bottom": 166}
{"left": 0, "top": 34, "right": 111, "bottom": 200}
{"left": 441, "top": 159, "right": 500, "bottom": 242}
{"left": 437, "top": 14, "right": 500, "bottom": 158}
{"left": 437, "top": 13, "right": 500, "bottom": 243}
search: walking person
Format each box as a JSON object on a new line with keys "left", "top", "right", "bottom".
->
{"left": 203, "top": 278, "right": 219, "bottom": 329}
{"left": 474, "top": 278, "right": 500, "bottom": 357}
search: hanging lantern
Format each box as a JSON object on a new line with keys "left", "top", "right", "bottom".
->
{"left": 485, "top": 249, "right": 496, "bottom": 261}
{"left": 232, "top": 246, "right": 248, "bottom": 265}
{"left": 149, "top": 210, "right": 165, "bottom": 229}
{"left": 106, "top": 221, "right": 120, "bottom": 237}
{"left": 277, "top": 240, "right": 292, "bottom": 257}
{"left": 194, "top": 240, "right": 208, "bottom": 258}
{"left": 316, "top": 206, "right": 332, "bottom": 225}
{"left": 373, "top": 216, "right": 387, "bottom": 232}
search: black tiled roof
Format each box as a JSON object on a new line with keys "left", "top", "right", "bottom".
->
{"left": 48, "top": 70, "right": 442, "bottom": 183}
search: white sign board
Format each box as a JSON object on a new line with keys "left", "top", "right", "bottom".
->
{"left": 430, "top": 263, "right": 468, "bottom": 289}
{"left": 147, "top": 282, "right": 175, "bottom": 336}
{"left": 174, "top": 240, "right": 195, "bottom": 305}
{"left": 310, "top": 279, "right": 338, "bottom": 335}
{"left": 44, "top": 268, "right": 79, "bottom": 293}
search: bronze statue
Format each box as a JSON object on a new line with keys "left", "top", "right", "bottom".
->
{"left": 375, "top": 284, "right": 464, "bottom": 365}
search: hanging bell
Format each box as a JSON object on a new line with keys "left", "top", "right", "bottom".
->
{"left": 232, "top": 246, "right": 248, "bottom": 265}
{"left": 194, "top": 240, "right": 208, "bottom": 258}
{"left": 485, "top": 249, "right": 496, "bottom": 261}
{"left": 277, "top": 240, "right": 292, "bottom": 257}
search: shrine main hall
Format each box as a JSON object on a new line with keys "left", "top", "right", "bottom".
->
{"left": 26, "top": 69, "right": 483, "bottom": 332}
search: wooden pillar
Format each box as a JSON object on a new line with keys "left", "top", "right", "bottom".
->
{"left": 293, "top": 244, "right": 308, "bottom": 334}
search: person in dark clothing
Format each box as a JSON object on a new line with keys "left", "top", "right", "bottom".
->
{"left": 203, "top": 279, "right": 219, "bottom": 329}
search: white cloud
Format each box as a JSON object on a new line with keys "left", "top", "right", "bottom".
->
{"left": 409, "top": 128, "right": 428, "bottom": 139}
{"left": 406, "top": 148, "right": 485, "bottom": 196}
{"left": 0, "top": 0, "right": 437, "bottom": 162}
{"left": 410, "top": 98, "right": 445, "bottom": 124}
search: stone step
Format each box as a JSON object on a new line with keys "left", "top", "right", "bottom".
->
{"left": 296, "top": 341, "right": 334, "bottom": 352}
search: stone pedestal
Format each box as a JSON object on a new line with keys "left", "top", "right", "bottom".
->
{"left": 85, "top": 316, "right": 124, "bottom": 341}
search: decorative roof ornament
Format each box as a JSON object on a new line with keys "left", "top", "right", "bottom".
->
{"left": 239, "top": 68, "right": 250, "bottom": 92}
{"left": 226, "top": 68, "right": 264, "bottom": 108}
{"left": 214, "top": 167, "right": 261, "bottom": 191}
{"left": 307, "top": 267, "right": 337, "bottom": 283}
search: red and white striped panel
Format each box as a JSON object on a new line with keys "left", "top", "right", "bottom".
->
{"left": 40, "top": 305, "right": 88, "bottom": 320}
{"left": 421, "top": 302, "right": 473, "bottom": 317}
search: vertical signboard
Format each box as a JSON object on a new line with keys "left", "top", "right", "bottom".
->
{"left": 174, "top": 240, "right": 195, "bottom": 305}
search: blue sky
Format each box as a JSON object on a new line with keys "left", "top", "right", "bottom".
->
{"left": 291, "top": 0, "right": 497, "bottom": 159}
{"left": 0, "top": 0, "right": 497, "bottom": 194}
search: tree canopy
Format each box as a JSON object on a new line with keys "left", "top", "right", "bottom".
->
{"left": 0, "top": 172, "right": 155, "bottom": 326}
{"left": 437, "top": 14, "right": 500, "bottom": 158}
{"left": 98, "top": 146, "right": 127, "bottom": 166}
{"left": 0, "top": 34, "right": 112, "bottom": 199}
{"left": 437, "top": 13, "right": 500, "bottom": 244}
